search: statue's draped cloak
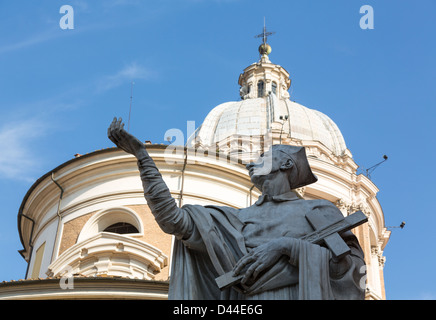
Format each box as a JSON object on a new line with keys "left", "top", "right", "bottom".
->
{"left": 168, "top": 205, "right": 245, "bottom": 299}
{"left": 136, "top": 152, "right": 365, "bottom": 300}
{"left": 168, "top": 205, "right": 365, "bottom": 300}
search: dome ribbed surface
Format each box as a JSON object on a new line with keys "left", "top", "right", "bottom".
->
{"left": 192, "top": 94, "right": 347, "bottom": 157}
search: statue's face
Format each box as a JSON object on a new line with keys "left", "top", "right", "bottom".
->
{"left": 246, "top": 148, "right": 292, "bottom": 188}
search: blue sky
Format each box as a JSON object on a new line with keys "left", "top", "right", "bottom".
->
{"left": 0, "top": 0, "right": 435, "bottom": 299}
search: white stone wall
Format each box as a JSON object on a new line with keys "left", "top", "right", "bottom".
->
{"left": 19, "top": 146, "right": 388, "bottom": 299}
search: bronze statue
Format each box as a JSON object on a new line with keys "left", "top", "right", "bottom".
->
{"left": 108, "top": 117, "right": 366, "bottom": 300}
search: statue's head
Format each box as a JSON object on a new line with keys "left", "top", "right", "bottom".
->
{"left": 246, "top": 145, "right": 318, "bottom": 190}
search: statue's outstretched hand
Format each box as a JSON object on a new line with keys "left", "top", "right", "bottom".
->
{"left": 108, "top": 117, "right": 145, "bottom": 157}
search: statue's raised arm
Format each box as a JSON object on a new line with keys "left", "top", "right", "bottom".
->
{"left": 107, "top": 117, "right": 194, "bottom": 238}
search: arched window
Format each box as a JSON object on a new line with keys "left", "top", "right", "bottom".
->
{"left": 257, "top": 81, "right": 264, "bottom": 97}
{"left": 78, "top": 207, "right": 143, "bottom": 242}
{"left": 104, "top": 222, "right": 139, "bottom": 234}
{"left": 272, "top": 81, "right": 277, "bottom": 95}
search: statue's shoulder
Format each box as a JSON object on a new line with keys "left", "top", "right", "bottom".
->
{"left": 204, "top": 204, "right": 240, "bottom": 215}
{"left": 182, "top": 203, "right": 239, "bottom": 214}
{"left": 305, "top": 198, "right": 337, "bottom": 208}
{"left": 204, "top": 205, "right": 244, "bottom": 229}
{"left": 304, "top": 199, "right": 343, "bottom": 219}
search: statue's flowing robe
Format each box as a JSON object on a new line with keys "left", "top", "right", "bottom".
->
{"left": 137, "top": 153, "right": 365, "bottom": 300}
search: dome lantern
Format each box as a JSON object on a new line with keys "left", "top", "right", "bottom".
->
{"left": 189, "top": 24, "right": 351, "bottom": 167}
{"left": 237, "top": 20, "right": 291, "bottom": 100}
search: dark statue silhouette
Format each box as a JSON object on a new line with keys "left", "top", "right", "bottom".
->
{"left": 108, "top": 117, "right": 366, "bottom": 300}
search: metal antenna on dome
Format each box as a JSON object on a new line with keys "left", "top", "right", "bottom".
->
{"left": 128, "top": 81, "right": 135, "bottom": 132}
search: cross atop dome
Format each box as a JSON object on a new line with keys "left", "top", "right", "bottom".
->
{"left": 255, "top": 17, "right": 275, "bottom": 45}
{"left": 255, "top": 17, "right": 275, "bottom": 57}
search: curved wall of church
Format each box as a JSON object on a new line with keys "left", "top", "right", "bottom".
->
{"left": 18, "top": 145, "right": 387, "bottom": 299}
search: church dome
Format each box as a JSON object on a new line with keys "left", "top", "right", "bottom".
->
{"left": 189, "top": 45, "right": 348, "bottom": 158}
{"left": 192, "top": 95, "right": 347, "bottom": 157}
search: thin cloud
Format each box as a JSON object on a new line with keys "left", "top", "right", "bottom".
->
{"left": 0, "top": 118, "right": 48, "bottom": 182}
{"left": 96, "top": 62, "right": 154, "bottom": 92}
{"left": 0, "top": 31, "right": 59, "bottom": 55}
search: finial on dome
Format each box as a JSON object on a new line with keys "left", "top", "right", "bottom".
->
{"left": 255, "top": 17, "right": 275, "bottom": 57}
{"left": 258, "top": 43, "right": 272, "bottom": 56}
